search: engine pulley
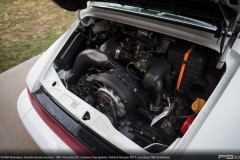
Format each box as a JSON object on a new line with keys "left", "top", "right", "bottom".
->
{"left": 96, "top": 82, "right": 126, "bottom": 117}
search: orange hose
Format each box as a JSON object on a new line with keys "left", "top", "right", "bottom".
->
{"left": 176, "top": 44, "right": 196, "bottom": 89}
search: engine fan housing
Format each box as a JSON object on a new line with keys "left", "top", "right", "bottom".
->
{"left": 90, "top": 68, "right": 149, "bottom": 120}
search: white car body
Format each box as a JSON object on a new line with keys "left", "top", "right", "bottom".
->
{"left": 18, "top": 1, "right": 240, "bottom": 157}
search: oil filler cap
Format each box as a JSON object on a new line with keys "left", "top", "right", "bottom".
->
{"left": 191, "top": 98, "right": 206, "bottom": 114}
{"left": 180, "top": 116, "right": 195, "bottom": 134}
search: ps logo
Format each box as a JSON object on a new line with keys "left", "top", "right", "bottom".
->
{"left": 218, "top": 155, "right": 240, "bottom": 159}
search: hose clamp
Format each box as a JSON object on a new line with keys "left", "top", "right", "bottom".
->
{"left": 150, "top": 103, "right": 161, "bottom": 112}
{"left": 115, "top": 46, "right": 123, "bottom": 59}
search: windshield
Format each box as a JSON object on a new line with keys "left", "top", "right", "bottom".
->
{"left": 90, "top": 2, "right": 217, "bottom": 31}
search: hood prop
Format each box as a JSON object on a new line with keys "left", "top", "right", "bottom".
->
{"left": 215, "top": 2, "right": 232, "bottom": 69}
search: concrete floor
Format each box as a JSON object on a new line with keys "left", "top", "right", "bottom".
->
{"left": 0, "top": 55, "right": 44, "bottom": 155}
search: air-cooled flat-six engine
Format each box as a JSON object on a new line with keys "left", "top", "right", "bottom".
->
{"left": 54, "top": 20, "right": 224, "bottom": 149}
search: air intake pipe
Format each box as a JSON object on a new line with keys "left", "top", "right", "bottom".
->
{"left": 67, "top": 49, "right": 122, "bottom": 85}
{"left": 100, "top": 34, "right": 133, "bottom": 64}
{"left": 100, "top": 34, "right": 124, "bottom": 57}
{"left": 143, "top": 57, "right": 172, "bottom": 112}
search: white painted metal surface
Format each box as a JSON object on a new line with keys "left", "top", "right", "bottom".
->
{"left": 17, "top": 89, "right": 75, "bottom": 155}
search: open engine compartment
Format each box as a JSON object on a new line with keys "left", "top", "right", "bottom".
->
{"left": 53, "top": 18, "right": 225, "bottom": 152}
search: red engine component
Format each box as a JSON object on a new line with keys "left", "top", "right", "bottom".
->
{"left": 180, "top": 116, "right": 195, "bottom": 134}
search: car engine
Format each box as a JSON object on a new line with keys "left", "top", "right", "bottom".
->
{"left": 54, "top": 19, "right": 225, "bottom": 149}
